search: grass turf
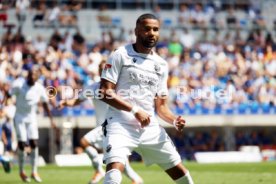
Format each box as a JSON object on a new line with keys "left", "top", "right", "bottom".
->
{"left": 1, "top": 162, "right": 276, "bottom": 184}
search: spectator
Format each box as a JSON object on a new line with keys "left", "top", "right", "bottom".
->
{"left": 179, "top": 28, "right": 195, "bottom": 49}
{"left": 33, "top": 2, "right": 47, "bottom": 27}
{"left": 190, "top": 3, "right": 207, "bottom": 27}
{"left": 33, "top": 35, "right": 47, "bottom": 54}
{"left": 15, "top": 0, "right": 30, "bottom": 28}
{"left": 72, "top": 30, "right": 86, "bottom": 55}
{"left": 1, "top": 99, "right": 15, "bottom": 156}
{"left": 152, "top": 5, "right": 162, "bottom": 21}
{"left": 1, "top": 27, "right": 14, "bottom": 46}
{"left": 191, "top": 132, "right": 208, "bottom": 152}
{"left": 226, "top": 7, "right": 238, "bottom": 28}
{"left": 252, "top": 10, "right": 266, "bottom": 28}
{"left": 168, "top": 30, "right": 183, "bottom": 57}
{"left": 207, "top": 130, "right": 224, "bottom": 151}
{"left": 58, "top": 4, "right": 78, "bottom": 27}
{"left": 12, "top": 27, "right": 25, "bottom": 45}
{"left": 97, "top": 5, "right": 111, "bottom": 30}
{"left": 47, "top": 2, "right": 60, "bottom": 28}
{"left": 171, "top": 131, "right": 188, "bottom": 159}
{"left": 177, "top": 4, "right": 190, "bottom": 27}
{"left": 126, "top": 29, "right": 136, "bottom": 43}
{"left": 0, "top": 1, "right": 8, "bottom": 26}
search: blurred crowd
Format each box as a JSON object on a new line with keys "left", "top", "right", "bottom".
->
{"left": 1, "top": 27, "right": 275, "bottom": 111}
{"left": 165, "top": 28, "right": 276, "bottom": 112}
{"left": 0, "top": 0, "right": 82, "bottom": 28}
{"left": 0, "top": 6, "right": 276, "bottom": 111}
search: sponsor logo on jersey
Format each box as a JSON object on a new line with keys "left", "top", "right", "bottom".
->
{"left": 106, "top": 144, "right": 112, "bottom": 153}
{"left": 154, "top": 64, "right": 161, "bottom": 73}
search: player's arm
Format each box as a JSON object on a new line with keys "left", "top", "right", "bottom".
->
{"left": 100, "top": 50, "right": 150, "bottom": 127}
{"left": 100, "top": 79, "right": 151, "bottom": 127}
{"left": 154, "top": 60, "right": 185, "bottom": 131}
{"left": 155, "top": 96, "right": 186, "bottom": 132}
{"left": 42, "top": 102, "right": 56, "bottom": 128}
{"left": 99, "top": 79, "right": 132, "bottom": 111}
{"left": 58, "top": 98, "right": 84, "bottom": 109}
{"left": 99, "top": 50, "right": 133, "bottom": 112}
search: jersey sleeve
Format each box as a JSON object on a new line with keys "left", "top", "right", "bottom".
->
{"left": 101, "top": 50, "right": 123, "bottom": 84}
{"left": 156, "top": 63, "right": 169, "bottom": 97}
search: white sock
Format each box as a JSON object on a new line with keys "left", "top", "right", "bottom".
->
{"left": 30, "top": 147, "right": 39, "bottom": 174}
{"left": 124, "top": 160, "right": 142, "bottom": 183}
{"left": 85, "top": 146, "right": 104, "bottom": 172}
{"left": 175, "top": 171, "right": 194, "bottom": 184}
{"left": 103, "top": 169, "right": 122, "bottom": 184}
{"left": 18, "top": 149, "right": 25, "bottom": 173}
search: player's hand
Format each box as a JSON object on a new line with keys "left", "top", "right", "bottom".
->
{"left": 50, "top": 120, "right": 57, "bottom": 129}
{"left": 134, "top": 110, "right": 151, "bottom": 128}
{"left": 57, "top": 100, "right": 66, "bottom": 110}
{"left": 173, "top": 116, "right": 186, "bottom": 132}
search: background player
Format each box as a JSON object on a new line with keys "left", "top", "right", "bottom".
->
{"left": 0, "top": 104, "right": 11, "bottom": 173}
{"left": 0, "top": 155, "right": 11, "bottom": 173}
{"left": 7, "top": 66, "right": 56, "bottom": 183}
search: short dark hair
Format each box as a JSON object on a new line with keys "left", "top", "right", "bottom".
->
{"left": 136, "top": 13, "right": 158, "bottom": 26}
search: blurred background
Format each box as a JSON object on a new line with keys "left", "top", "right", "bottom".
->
{"left": 0, "top": 0, "right": 276, "bottom": 165}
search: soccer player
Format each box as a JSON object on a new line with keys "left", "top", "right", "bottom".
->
{"left": 99, "top": 13, "right": 194, "bottom": 184}
{"left": 0, "top": 105, "right": 11, "bottom": 173}
{"left": 58, "top": 61, "right": 143, "bottom": 184}
{"left": 0, "top": 154, "right": 11, "bottom": 173}
{"left": 1, "top": 99, "right": 16, "bottom": 157}
{"left": 8, "top": 66, "right": 56, "bottom": 183}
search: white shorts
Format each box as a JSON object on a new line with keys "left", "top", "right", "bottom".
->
{"left": 102, "top": 122, "right": 181, "bottom": 170}
{"left": 14, "top": 115, "right": 39, "bottom": 142}
{"left": 83, "top": 126, "right": 104, "bottom": 150}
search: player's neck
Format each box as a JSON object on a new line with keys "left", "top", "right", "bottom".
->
{"left": 133, "top": 44, "right": 153, "bottom": 55}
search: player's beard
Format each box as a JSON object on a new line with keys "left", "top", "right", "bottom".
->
{"left": 141, "top": 37, "right": 158, "bottom": 49}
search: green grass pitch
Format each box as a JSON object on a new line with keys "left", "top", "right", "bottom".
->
{"left": 1, "top": 162, "right": 276, "bottom": 184}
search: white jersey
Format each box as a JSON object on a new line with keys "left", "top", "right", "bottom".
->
{"left": 79, "top": 82, "right": 108, "bottom": 126}
{"left": 101, "top": 44, "right": 168, "bottom": 126}
{"left": 11, "top": 78, "right": 48, "bottom": 123}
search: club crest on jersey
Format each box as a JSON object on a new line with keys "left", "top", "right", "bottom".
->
{"left": 104, "top": 63, "right": 112, "bottom": 70}
{"left": 132, "top": 58, "right": 137, "bottom": 63}
{"left": 154, "top": 64, "right": 161, "bottom": 73}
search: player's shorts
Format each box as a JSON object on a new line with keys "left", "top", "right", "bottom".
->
{"left": 83, "top": 126, "right": 104, "bottom": 150}
{"left": 102, "top": 121, "right": 181, "bottom": 170}
{"left": 5, "top": 139, "right": 12, "bottom": 152}
{"left": 0, "top": 141, "right": 4, "bottom": 155}
{"left": 14, "top": 115, "right": 38, "bottom": 142}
